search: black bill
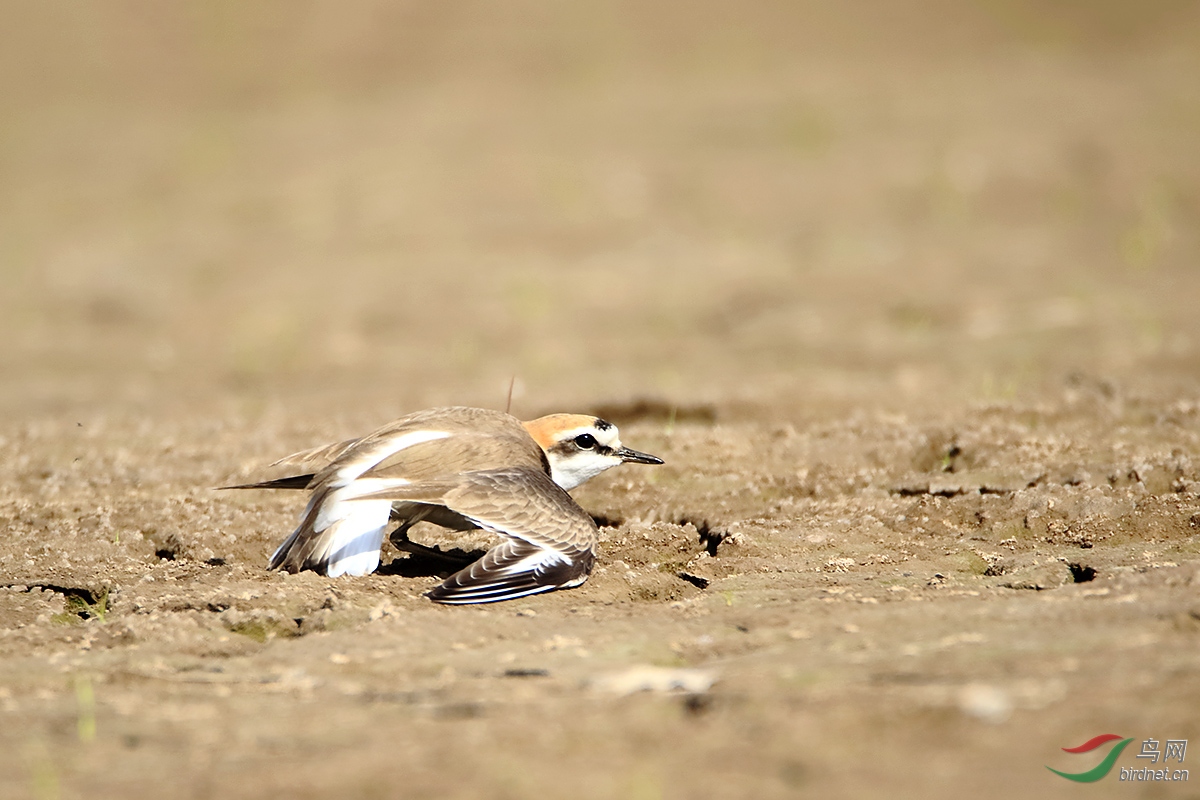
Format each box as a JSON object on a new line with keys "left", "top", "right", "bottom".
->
{"left": 615, "top": 446, "right": 664, "bottom": 465}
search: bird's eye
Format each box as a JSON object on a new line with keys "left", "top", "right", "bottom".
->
{"left": 574, "top": 433, "right": 597, "bottom": 449}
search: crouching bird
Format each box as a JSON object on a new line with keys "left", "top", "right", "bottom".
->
{"left": 223, "top": 407, "right": 663, "bottom": 604}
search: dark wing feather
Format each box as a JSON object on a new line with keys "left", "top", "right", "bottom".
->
{"left": 426, "top": 539, "right": 593, "bottom": 604}
{"left": 219, "top": 474, "right": 315, "bottom": 491}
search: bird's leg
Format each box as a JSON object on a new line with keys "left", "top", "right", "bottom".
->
{"left": 387, "top": 515, "right": 418, "bottom": 547}
{"left": 387, "top": 514, "right": 473, "bottom": 566}
{"left": 392, "top": 539, "right": 474, "bottom": 565}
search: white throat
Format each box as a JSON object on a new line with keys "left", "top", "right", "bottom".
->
{"left": 548, "top": 456, "right": 616, "bottom": 491}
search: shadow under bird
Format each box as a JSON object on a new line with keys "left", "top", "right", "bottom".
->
{"left": 222, "top": 406, "right": 663, "bottom": 604}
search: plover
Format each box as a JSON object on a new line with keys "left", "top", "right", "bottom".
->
{"left": 225, "top": 406, "right": 663, "bottom": 604}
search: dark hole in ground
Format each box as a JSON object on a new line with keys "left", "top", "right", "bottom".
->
{"left": 1067, "top": 563, "right": 1097, "bottom": 583}
{"left": 677, "top": 571, "right": 710, "bottom": 589}
{"left": 682, "top": 693, "right": 713, "bottom": 715}
{"left": 155, "top": 548, "right": 176, "bottom": 561}
{"left": 8, "top": 583, "right": 98, "bottom": 604}
{"left": 503, "top": 668, "right": 550, "bottom": 678}
{"left": 591, "top": 512, "right": 624, "bottom": 528}
{"left": 904, "top": 486, "right": 963, "bottom": 497}
{"left": 6, "top": 584, "right": 109, "bottom": 621}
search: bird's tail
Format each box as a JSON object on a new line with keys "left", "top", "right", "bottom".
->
{"left": 220, "top": 474, "right": 315, "bottom": 491}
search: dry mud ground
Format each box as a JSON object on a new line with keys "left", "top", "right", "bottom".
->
{"left": 3, "top": 3, "right": 1200, "bottom": 798}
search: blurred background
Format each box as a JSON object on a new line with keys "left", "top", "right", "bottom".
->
{"left": 2, "top": 7, "right": 1199, "bottom": 798}
{"left": 2, "top": 0, "right": 1198, "bottom": 422}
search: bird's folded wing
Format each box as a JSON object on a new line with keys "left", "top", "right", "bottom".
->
{"left": 216, "top": 437, "right": 361, "bottom": 491}
{"left": 268, "top": 437, "right": 363, "bottom": 471}
{"left": 357, "top": 466, "right": 599, "bottom": 604}
{"left": 220, "top": 408, "right": 543, "bottom": 492}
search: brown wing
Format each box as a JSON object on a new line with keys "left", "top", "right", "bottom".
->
{"left": 260, "top": 408, "right": 555, "bottom": 580}
{"left": 216, "top": 436, "right": 363, "bottom": 492}
{"left": 308, "top": 408, "right": 546, "bottom": 486}
{"left": 221, "top": 406, "right": 545, "bottom": 492}
{"left": 356, "top": 466, "right": 598, "bottom": 604}
{"left": 268, "top": 437, "right": 363, "bottom": 471}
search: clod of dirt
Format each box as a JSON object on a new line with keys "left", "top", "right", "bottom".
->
{"left": 1000, "top": 580, "right": 1044, "bottom": 591}
{"left": 591, "top": 513, "right": 624, "bottom": 528}
{"left": 6, "top": 584, "right": 111, "bottom": 624}
{"left": 957, "top": 683, "right": 1013, "bottom": 724}
{"left": 982, "top": 558, "right": 1014, "bottom": 577}
{"left": 674, "top": 517, "right": 729, "bottom": 556}
{"left": 219, "top": 608, "right": 302, "bottom": 642}
{"left": 1000, "top": 562, "right": 1073, "bottom": 591}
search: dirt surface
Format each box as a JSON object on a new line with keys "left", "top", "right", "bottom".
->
{"left": 3, "top": 2, "right": 1200, "bottom": 798}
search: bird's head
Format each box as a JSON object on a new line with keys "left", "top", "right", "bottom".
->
{"left": 522, "top": 414, "right": 663, "bottom": 490}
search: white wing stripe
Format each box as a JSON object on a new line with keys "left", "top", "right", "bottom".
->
{"left": 314, "top": 480, "right": 409, "bottom": 532}
{"left": 482, "top": 545, "right": 569, "bottom": 580}
{"left": 333, "top": 429, "right": 450, "bottom": 484}
{"left": 336, "top": 477, "right": 413, "bottom": 502}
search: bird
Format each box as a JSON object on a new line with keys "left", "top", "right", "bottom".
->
{"left": 223, "top": 406, "right": 663, "bottom": 604}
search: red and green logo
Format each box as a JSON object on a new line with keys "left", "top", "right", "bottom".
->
{"left": 1047, "top": 734, "right": 1135, "bottom": 782}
